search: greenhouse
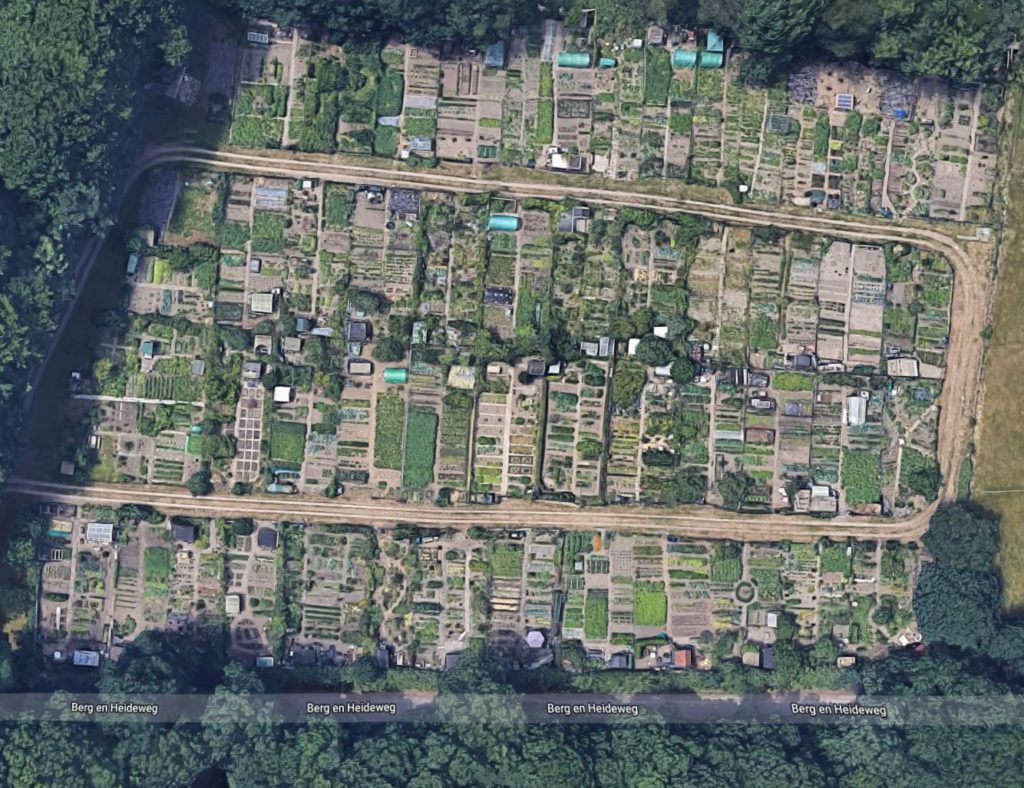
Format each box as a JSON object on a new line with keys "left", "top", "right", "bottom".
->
{"left": 557, "top": 52, "right": 591, "bottom": 68}
{"left": 487, "top": 214, "right": 522, "bottom": 232}
{"left": 673, "top": 49, "right": 698, "bottom": 68}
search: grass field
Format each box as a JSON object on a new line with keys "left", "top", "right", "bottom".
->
{"left": 584, "top": 589, "right": 609, "bottom": 639}
{"left": 269, "top": 420, "right": 306, "bottom": 465}
{"left": 842, "top": 449, "right": 881, "bottom": 505}
{"left": 975, "top": 81, "right": 1024, "bottom": 610}
{"left": 143, "top": 546, "right": 171, "bottom": 598}
{"left": 773, "top": 372, "right": 815, "bottom": 391}
{"left": 374, "top": 393, "right": 405, "bottom": 470}
{"left": 633, "top": 581, "right": 667, "bottom": 627}
{"left": 168, "top": 180, "right": 218, "bottom": 238}
{"left": 402, "top": 408, "right": 437, "bottom": 488}
{"left": 251, "top": 211, "right": 288, "bottom": 253}
{"left": 491, "top": 543, "right": 524, "bottom": 578}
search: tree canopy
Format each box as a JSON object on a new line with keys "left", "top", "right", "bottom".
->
{"left": 698, "top": 0, "right": 1020, "bottom": 82}
{"left": 220, "top": 0, "right": 533, "bottom": 47}
{"left": 0, "top": 0, "right": 187, "bottom": 484}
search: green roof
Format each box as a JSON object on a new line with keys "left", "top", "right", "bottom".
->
{"left": 383, "top": 368, "right": 408, "bottom": 384}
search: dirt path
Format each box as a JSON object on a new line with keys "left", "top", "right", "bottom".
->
{"left": 5, "top": 477, "right": 926, "bottom": 543}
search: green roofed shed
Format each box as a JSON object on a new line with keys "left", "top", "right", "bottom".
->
{"left": 557, "top": 52, "right": 591, "bottom": 68}
{"left": 487, "top": 214, "right": 521, "bottom": 232}
{"left": 673, "top": 49, "right": 698, "bottom": 68}
{"left": 383, "top": 368, "right": 409, "bottom": 384}
{"left": 598, "top": 57, "right": 617, "bottom": 68}
{"left": 707, "top": 31, "right": 725, "bottom": 52}
{"left": 698, "top": 51, "right": 723, "bottom": 68}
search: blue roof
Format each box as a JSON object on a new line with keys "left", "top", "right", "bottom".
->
{"left": 707, "top": 30, "right": 724, "bottom": 52}
{"left": 484, "top": 41, "right": 506, "bottom": 68}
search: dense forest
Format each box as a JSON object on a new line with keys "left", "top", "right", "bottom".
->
{"left": 0, "top": 505, "right": 1022, "bottom": 785}
{"left": 0, "top": 0, "right": 190, "bottom": 484}
{"left": 221, "top": 0, "right": 1024, "bottom": 82}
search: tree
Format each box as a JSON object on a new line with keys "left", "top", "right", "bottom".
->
{"left": 719, "top": 471, "right": 755, "bottom": 510}
{"left": 913, "top": 566, "right": 1000, "bottom": 650}
{"left": 922, "top": 505, "right": 998, "bottom": 571}
{"left": 348, "top": 288, "right": 385, "bottom": 314}
{"left": 634, "top": 335, "right": 674, "bottom": 367}
{"left": 737, "top": 0, "right": 826, "bottom": 79}
{"left": 186, "top": 466, "right": 213, "bottom": 497}
{"left": 610, "top": 361, "right": 647, "bottom": 408}
{"left": 670, "top": 357, "right": 696, "bottom": 384}
{"left": 372, "top": 336, "right": 406, "bottom": 362}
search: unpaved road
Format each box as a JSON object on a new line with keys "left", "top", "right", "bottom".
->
{"left": 13, "top": 144, "right": 993, "bottom": 542}
{"left": 4, "top": 479, "right": 932, "bottom": 542}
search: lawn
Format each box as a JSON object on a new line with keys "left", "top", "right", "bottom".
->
{"left": 168, "top": 180, "right": 218, "bottom": 238}
{"left": 230, "top": 116, "right": 284, "bottom": 148}
{"left": 751, "top": 569, "right": 784, "bottom": 600}
{"left": 532, "top": 100, "right": 554, "bottom": 146}
{"left": 143, "top": 546, "right": 171, "bottom": 598}
{"left": 403, "top": 109, "right": 437, "bottom": 138}
{"left": 324, "top": 185, "right": 352, "bottom": 229}
{"left": 269, "top": 420, "right": 307, "bottom": 465}
{"left": 491, "top": 543, "right": 524, "bottom": 578}
{"left": 150, "top": 258, "right": 171, "bottom": 284}
{"left": 669, "top": 111, "right": 693, "bottom": 135}
{"left": 218, "top": 221, "right": 250, "bottom": 249}
{"left": 539, "top": 62, "right": 553, "bottom": 98}
{"left": 235, "top": 83, "right": 289, "bottom": 117}
{"left": 842, "top": 449, "right": 881, "bottom": 505}
{"left": 773, "top": 372, "right": 815, "bottom": 391}
{"left": 709, "top": 542, "right": 743, "bottom": 583}
{"left": 403, "top": 408, "right": 437, "bottom": 488}
{"left": 644, "top": 47, "right": 671, "bottom": 106}
{"left": 374, "top": 393, "right": 405, "bottom": 470}
{"left": 819, "top": 539, "right": 851, "bottom": 574}
{"left": 375, "top": 70, "right": 404, "bottom": 116}
{"left": 251, "top": 211, "right": 288, "bottom": 253}
{"left": 564, "top": 607, "right": 584, "bottom": 629}
{"left": 976, "top": 86, "right": 1024, "bottom": 610}
{"left": 633, "top": 581, "right": 667, "bottom": 627}
{"left": 899, "top": 447, "right": 941, "bottom": 501}
{"left": 373, "top": 125, "right": 399, "bottom": 157}
{"left": 584, "top": 589, "right": 609, "bottom": 639}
